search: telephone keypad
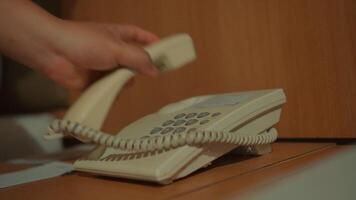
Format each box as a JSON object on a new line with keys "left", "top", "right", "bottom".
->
{"left": 154, "top": 110, "right": 223, "bottom": 135}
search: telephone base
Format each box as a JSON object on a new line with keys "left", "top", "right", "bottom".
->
{"left": 232, "top": 144, "right": 272, "bottom": 156}
{"left": 69, "top": 89, "right": 285, "bottom": 184}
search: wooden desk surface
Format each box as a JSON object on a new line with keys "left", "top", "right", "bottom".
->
{"left": 0, "top": 142, "right": 344, "bottom": 200}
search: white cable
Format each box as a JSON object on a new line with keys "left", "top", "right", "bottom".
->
{"left": 48, "top": 119, "right": 277, "bottom": 153}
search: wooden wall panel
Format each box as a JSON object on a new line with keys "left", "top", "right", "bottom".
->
{"left": 60, "top": 0, "right": 356, "bottom": 138}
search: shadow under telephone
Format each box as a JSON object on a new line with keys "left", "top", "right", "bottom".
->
{"left": 45, "top": 34, "right": 286, "bottom": 184}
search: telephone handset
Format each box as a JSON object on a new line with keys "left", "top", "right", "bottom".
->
{"left": 45, "top": 34, "right": 196, "bottom": 140}
{"left": 45, "top": 34, "right": 286, "bottom": 184}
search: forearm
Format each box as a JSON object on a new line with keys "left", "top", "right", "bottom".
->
{"left": 0, "top": 0, "right": 61, "bottom": 69}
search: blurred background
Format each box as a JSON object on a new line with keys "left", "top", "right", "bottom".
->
{"left": 0, "top": 0, "right": 355, "bottom": 161}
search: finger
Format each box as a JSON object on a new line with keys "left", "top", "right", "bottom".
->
{"left": 42, "top": 57, "right": 88, "bottom": 89}
{"left": 113, "top": 42, "right": 159, "bottom": 76}
{"left": 114, "top": 24, "right": 160, "bottom": 45}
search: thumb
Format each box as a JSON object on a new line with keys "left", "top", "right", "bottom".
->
{"left": 113, "top": 42, "right": 159, "bottom": 76}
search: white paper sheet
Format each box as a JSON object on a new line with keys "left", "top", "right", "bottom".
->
{"left": 0, "top": 161, "right": 73, "bottom": 188}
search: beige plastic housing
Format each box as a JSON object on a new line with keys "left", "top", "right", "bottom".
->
{"left": 74, "top": 89, "right": 286, "bottom": 184}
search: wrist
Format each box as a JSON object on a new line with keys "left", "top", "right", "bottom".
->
{"left": 0, "top": 0, "right": 62, "bottom": 57}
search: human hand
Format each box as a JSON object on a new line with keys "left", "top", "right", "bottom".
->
{"left": 0, "top": 0, "right": 160, "bottom": 89}
{"left": 42, "top": 21, "right": 160, "bottom": 89}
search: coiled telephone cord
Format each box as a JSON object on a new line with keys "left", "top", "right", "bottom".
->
{"left": 48, "top": 119, "right": 277, "bottom": 153}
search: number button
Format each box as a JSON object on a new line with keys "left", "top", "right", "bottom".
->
{"left": 174, "top": 113, "right": 186, "bottom": 119}
{"left": 150, "top": 127, "right": 162, "bottom": 134}
{"left": 212, "top": 112, "right": 221, "bottom": 117}
{"left": 173, "top": 120, "right": 186, "bottom": 126}
{"left": 161, "top": 127, "right": 174, "bottom": 134}
{"left": 197, "top": 112, "right": 210, "bottom": 118}
{"left": 200, "top": 120, "right": 210, "bottom": 125}
{"left": 162, "top": 120, "right": 174, "bottom": 126}
{"left": 185, "top": 113, "right": 197, "bottom": 119}
{"left": 185, "top": 119, "right": 198, "bottom": 126}
{"left": 174, "top": 127, "right": 186, "bottom": 134}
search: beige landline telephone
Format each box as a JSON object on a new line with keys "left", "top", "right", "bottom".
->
{"left": 45, "top": 34, "right": 286, "bottom": 184}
